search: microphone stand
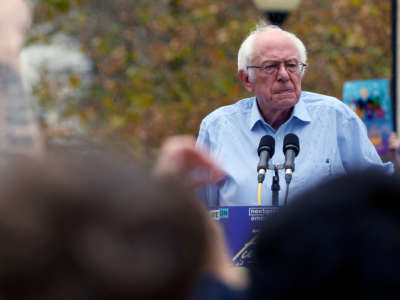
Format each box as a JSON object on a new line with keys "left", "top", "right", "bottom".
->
{"left": 271, "top": 166, "right": 280, "bottom": 206}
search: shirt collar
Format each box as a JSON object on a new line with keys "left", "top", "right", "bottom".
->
{"left": 249, "top": 94, "right": 312, "bottom": 130}
{"left": 291, "top": 95, "right": 312, "bottom": 123}
{"left": 249, "top": 97, "right": 265, "bottom": 130}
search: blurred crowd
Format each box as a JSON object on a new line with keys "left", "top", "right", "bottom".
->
{"left": 1, "top": 146, "right": 399, "bottom": 300}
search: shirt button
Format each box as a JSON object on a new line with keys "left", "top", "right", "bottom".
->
{"left": 276, "top": 136, "right": 280, "bottom": 140}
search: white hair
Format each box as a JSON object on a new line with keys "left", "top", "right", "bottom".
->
{"left": 237, "top": 22, "right": 307, "bottom": 80}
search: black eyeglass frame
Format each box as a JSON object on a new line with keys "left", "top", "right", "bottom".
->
{"left": 246, "top": 60, "right": 308, "bottom": 75}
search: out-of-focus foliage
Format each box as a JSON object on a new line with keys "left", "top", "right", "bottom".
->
{"left": 30, "top": 0, "right": 392, "bottom": 157}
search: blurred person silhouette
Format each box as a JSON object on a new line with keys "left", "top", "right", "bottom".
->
{"left": 182, "top": 165, "right": 400, "bottom": 299}
{"left": 0, "top": 0, "right": 43, "bottom": 158}
{"left": 0, "top": 152, "right": 212, "bottom": 300}
{"left": 389, "top": 132, "right": 400, "bottom": 152}
{"left": 389, "top": 132, "right": 400, "bottom": 165}
{"left": 192, "top": 168, "right": 400, "bottom": 300}
{"left": 250, "top": 170, "right": 400, "bottom": 300}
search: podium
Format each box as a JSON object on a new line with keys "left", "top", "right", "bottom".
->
{"left": 209, "top": 206, "right": 280, "bottom": 267}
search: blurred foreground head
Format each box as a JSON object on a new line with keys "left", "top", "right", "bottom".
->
{"left": 0, "top": 153, "right": 207, "bottom": 300}
{"left": 251, "top": 170, "right": 400, "bottom": 300}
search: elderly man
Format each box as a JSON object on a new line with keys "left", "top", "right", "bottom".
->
{"left": 158, "top": 23, "right": 392, "bottom": 207}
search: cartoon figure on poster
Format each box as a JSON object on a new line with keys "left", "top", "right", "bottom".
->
{"left": 343, "top": 79, "right": 393, "bottom": 155}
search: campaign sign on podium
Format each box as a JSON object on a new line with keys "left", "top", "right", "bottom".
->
{"left": 209, "top": 206, "right": 280, "bottom": 267}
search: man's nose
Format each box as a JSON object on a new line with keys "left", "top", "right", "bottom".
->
{"left": 276, "top": 63, "right": 290, "bottom": 81}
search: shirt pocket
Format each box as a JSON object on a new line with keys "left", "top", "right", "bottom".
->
{"left": 311, "top": 159, "right": 345, "bottom": 179}
{"left": 294, "top": 159, "right": 339, "bottom": 195}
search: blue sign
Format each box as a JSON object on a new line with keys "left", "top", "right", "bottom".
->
{"left": 343, "top": 78, "right": 393, "bottom": 155}
{"left": 210, "top": 205, "right": 280, "bottom": 267}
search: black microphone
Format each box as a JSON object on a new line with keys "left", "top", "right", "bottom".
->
{"left": 283, "top": 133, "right": 300, "bottom": 184}
{"left": 257, "top": 135, "right": 275, "bottom": 183}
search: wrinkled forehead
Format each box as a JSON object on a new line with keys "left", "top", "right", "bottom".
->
{"left": 251, "top": 30, "right": 300, "bottom": 63}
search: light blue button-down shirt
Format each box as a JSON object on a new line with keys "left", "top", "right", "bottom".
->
{"left": 196, "top": 91, "right": 393, "bottom": 207}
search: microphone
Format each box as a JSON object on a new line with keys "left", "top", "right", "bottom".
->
{"left": 257, "top": 135, "right": 275, "bottom": 183}
{"left": 283, "top": 133, "right": 300, "bottom": 184}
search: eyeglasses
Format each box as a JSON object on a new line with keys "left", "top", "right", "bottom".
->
{"left": 247, "top": 60, "right": 307, "bottom": 76}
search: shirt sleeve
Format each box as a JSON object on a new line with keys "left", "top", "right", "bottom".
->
{"left": 195, "top": 119, "right": 219, "bottom": 208}
{"left": 338, "top": 112, "right": 394, "bottom": 174}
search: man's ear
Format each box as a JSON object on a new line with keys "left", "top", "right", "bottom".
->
{"left": 238, "top": 70, "right": 254, "bottom": 93}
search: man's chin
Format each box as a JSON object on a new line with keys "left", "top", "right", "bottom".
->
{"left": 273, "top": 95, "right": 299, "bottom": 107}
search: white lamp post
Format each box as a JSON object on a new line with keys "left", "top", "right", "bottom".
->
{"left": 252, "top": 0, "right": 302, "bottom": 27}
